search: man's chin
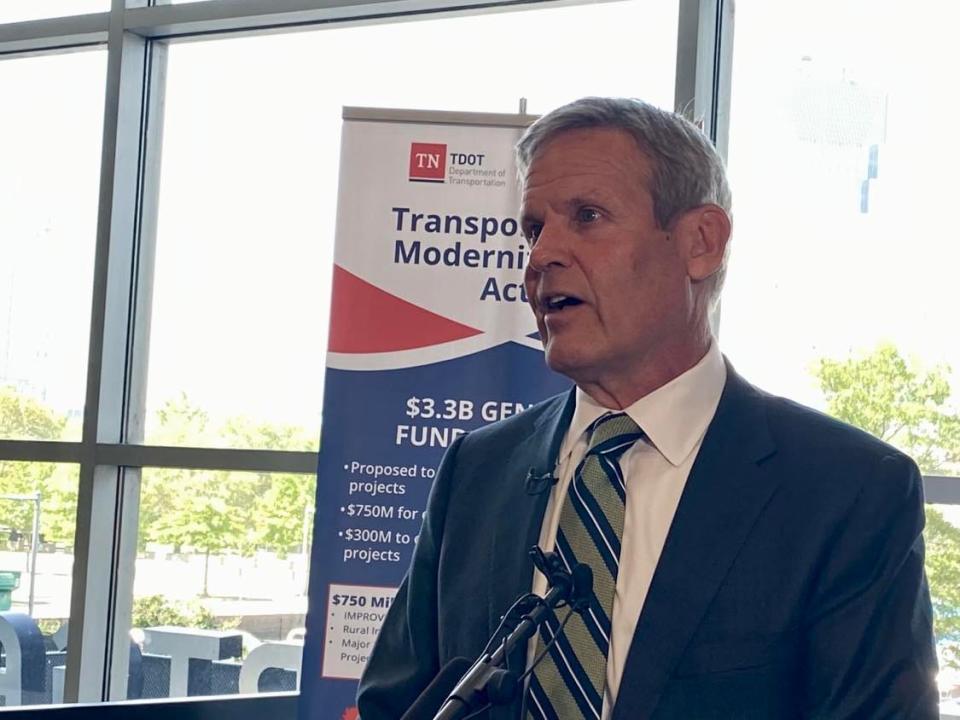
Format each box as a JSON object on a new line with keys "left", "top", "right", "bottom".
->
{"left": 543, "top": 345, "right": 586, "bottom": 379}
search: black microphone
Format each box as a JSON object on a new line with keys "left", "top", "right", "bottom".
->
{"left": 400, "top": 657, "right": 473, "bottom": 720}
{"left": 569, "top": 564, "right": 593, "bottom": 613}
{"left": 516, "top": 561, "right": 594, "bottom": 686}
{"left": 431, "top": 548, "right": 583, "bottom": 720}
{"left": 524, "top": 467, "right": 557, "bottom": 495}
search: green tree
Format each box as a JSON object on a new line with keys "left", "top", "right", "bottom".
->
{"left": 923, "top": 510, "right": 960, "bottom": 649}
{"left": 252, "top": 470, "right": 315, "bottom": 555}
{"left": 0, "top": 385, "right": 319, "bottom": 591}
{"left": 0, "top": 386, "right": 66, "bottom": 440}
{"left": 141, "top": 473, "right": 252, "bottom": 595}
{"left": 0, "top": 386, "right": 76, "bottom": 546}
{"left": 221, "top": 415, "right": 317, "bottom": 555}
{"left": 813, "top": 343, "right": 960, "bottom": 475}
{"left": 140, "top": 397, "right": 247, "bottom": 594}
{"left": 139, "top": 396, "right": 317, "bottom": 594}
{"left": 812, "top": 344, "right": 960, "bottom": 651}
{"left": 131, "top": 593, "right": 233, "bottom": 630}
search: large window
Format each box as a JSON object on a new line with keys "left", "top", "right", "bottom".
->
{"left": 0, "top": 463, "right": 77, "bottom": 705}
{"left": 0, "top": 51, "right": 105, "bottom": 441}
{"left": 724, "top": 0, "right": 960, "bottom": 711}
{"left": 130, "top": 468, "right": 312, "bottom": 700}
{"left": 724, "top": 0, "right": 960, "bottom": 430}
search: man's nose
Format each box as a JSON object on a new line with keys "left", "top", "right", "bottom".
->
{"left": 527, "top": 222, "right": 570, "bottom": 273}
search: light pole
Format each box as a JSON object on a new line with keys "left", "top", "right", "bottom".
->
{"left": 0, "top": 492, "right": 42, "bottom": 616}
{"left": 301, "top": 504, "right": 314, "bottom": 596}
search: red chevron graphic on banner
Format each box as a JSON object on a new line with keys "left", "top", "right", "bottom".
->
{"left": 328, "top": 265, "right": 483, "bottom": 353}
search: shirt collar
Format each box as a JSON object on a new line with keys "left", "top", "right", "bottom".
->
{"left": 560, "top": 343, "right": 727, "bottom": 467}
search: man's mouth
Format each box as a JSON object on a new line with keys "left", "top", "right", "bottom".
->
{"left": 543, "top": 294, "right": 584, "bottom": 312}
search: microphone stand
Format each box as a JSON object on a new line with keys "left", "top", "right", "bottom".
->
{"left": 431, "top": 548, "right": 581, "bottom": 720}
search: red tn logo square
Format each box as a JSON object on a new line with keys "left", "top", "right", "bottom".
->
{"left": 409, "top": 143, "right": 447, "bottom": 182}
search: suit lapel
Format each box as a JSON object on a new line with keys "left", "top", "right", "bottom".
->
{"left": 612, "top": 366, "right": 778, "bottom": 720}
{"left": 487, "top": 389, "right": 576, "bottom": 655}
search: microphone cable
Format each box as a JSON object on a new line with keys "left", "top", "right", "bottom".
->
{"left": 480, "top": 593, "right": 541, "bottom": 657}
{"left": 435, "top": 555, "right": 588, "bottom": 719}
{"left": 516, "top": 604, "right": 576, "bottom": 685}
{"left": 481, "top": 588, "right": 578, "bottom": 667}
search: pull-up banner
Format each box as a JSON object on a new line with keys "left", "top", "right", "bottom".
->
{"left": 298, "top": 107, "right": 570, "bottom": 720}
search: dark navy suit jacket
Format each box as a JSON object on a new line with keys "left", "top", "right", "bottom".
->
{"left": 357, "top": 365, "right": 939, "bottom": 719}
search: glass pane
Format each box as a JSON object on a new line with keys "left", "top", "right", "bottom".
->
{"left": 0, "top": 51, "right": 105, "bottom": 441}
{"left": 928, "top": 503, "right": 960, "bottom": 709}
{"left": 143, "top": 0, "right": 678, "bottom": 450}
{"left": 723, "top": 0, "right": 960, "bottom": 478}
{"left": 130, "top": 468, "right": 315, "bottom": 699}
{"left": 0, "top": 462, "right": 78, "bottom": 707}
{"left": 0, "top": 1, "right": 108, "bottom": 24}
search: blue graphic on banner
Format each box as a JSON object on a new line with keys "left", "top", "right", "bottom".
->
{"left": 300, "top": 342, "right": 568, "bottom": 719}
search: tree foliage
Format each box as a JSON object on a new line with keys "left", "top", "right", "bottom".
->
{"left": 812, "top": 344, "right": 960, "bottom": 650}
{"left": 0, "top": 386, "right": 74, "bottom": 544}
{"left": 0, "top": 386, "right": 66, "bottom": 440}
{"left": 924, "top": 510, "right": 960, "bottom": 645}
{"left": 813, "top": 343, "right": 960, "bottom": 475}
{"left": 137, "top": 395, "right": 316, "bottom": 559}
{"left": 0, "top": 387, "right": 317, "bottom": 559}
{"left": 131, "top": 593, "right": 231, "bottom": 630}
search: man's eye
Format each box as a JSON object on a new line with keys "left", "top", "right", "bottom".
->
{"left": 577, "top": 207, "right": 601, "bottom": 223}
{"left": 524, "top": 224, "right": 542, "bottom": 246}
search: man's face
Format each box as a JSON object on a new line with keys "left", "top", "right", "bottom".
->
{"left": 520, "top": 128, "right": 697, "bottom": 394}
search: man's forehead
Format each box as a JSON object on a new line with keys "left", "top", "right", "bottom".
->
{"left": 520, "top": 132, "right": 653, "bottom": 210}
{"left": 520, "top": 127, "right": 653, "bottom": 188}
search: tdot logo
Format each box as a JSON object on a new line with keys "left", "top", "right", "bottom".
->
{"left": 408, "top": 142, "right": 447, "bottom": 183}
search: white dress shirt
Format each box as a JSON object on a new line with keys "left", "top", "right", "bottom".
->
{"left": 530, "top": 343, "right": 727, "bottom": 719}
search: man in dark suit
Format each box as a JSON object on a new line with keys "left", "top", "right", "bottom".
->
{"left": 357, "top": 97, "right": 939, "bottom": 719}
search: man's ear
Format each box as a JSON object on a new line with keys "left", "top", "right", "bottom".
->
{"left": 673, "top": 204, "right": 731, "bottom": 282}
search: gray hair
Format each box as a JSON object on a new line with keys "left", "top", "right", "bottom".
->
{"left": 516, "top": 97, "right": 732, "bottom": 304}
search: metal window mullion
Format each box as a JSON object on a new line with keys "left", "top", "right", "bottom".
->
{"left": 97, "top": 445, "right": 320, "bottom": 474}
{"left": 922, "top": 476, "right": 960, "bottom": 505}
{"left": 0, "top": 13, "right": 109, "bottom": 56}
{"left": 65, "top": 0, "right": 155, "bottom": 702}
{"left": 674, "top": 0, "right": 733, "bottom": 338}
{"left": 0, "top": 440, "right": 84, "bottom": 463}
{"left": 122, "top": 0, "right": 604, "bottom": 40}
{"left": 106, "top": 31, "right": 168, "bottom": 703}
{"left": 2, "top": 0, "right": 631, "bottom": 53}
{"left": 674, "top": 0, "right": 733, "bottom": 150}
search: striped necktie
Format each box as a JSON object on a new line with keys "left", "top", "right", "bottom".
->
{"left": 527, "top": 412, "right": 644, "bottom": 720}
